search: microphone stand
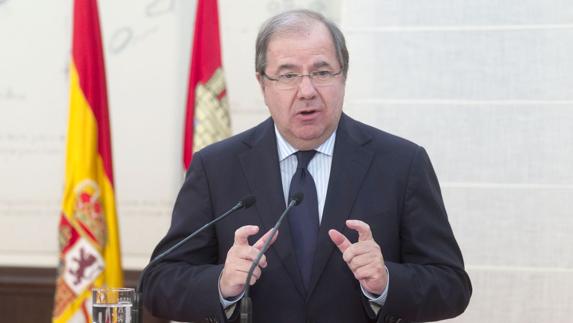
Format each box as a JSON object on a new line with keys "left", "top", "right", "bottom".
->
{"left": 240, "top": 193, "right": 303, "bottom": 323}
{"left": 133, "top": 196, "right": 256, "bottom": 323}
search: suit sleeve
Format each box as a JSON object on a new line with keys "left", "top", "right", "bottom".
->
{"left": 141, "top": 152, "right": 228, "bottom": 323}
{"left": 378, "top": 147, "right": 472, "bottom": 322}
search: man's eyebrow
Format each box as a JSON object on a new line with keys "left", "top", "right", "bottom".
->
{"left": 270, "top": 61, "right": 335, "bottom": 74}
{"left": 313, "top": 61, "right": 333, "bottom": 69}
{"left": 274, "top": 64, "right": 298, "bottom": 73}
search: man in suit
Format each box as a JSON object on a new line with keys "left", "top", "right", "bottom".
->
{"left": 142, "top": 9, "right": 472, "bottom": 323}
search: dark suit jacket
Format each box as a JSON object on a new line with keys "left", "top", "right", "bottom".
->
{"left": 142, "top": 114, "right": 472, "bottom": 323}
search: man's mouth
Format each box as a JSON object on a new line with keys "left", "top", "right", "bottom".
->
{"left": 297, "top": 108, "right": 319, "bottom": 116}
{"left": 300, "top": 110, "right": 316, "bottom": 115}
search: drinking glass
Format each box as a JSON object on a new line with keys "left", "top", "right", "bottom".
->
{"left": 92, "top": 287, "right": 134, "bottom": 323}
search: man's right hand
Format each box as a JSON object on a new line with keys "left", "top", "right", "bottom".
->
{"left": 219, "top": 225, "right": 277, "bottom": 299}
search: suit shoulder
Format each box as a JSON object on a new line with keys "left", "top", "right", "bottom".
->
{"left": 194, "top": 118, "right": 271, "bottom": 160}
{"left": 349, "top": 117, "right": 421, "bottom": 154}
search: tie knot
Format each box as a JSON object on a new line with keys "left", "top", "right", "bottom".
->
{"left": 296, "top": 150, "right": 316, "bottom": 170}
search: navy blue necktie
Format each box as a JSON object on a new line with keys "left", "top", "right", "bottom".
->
{"left": 288, "top": 150, "right": 319, "bottom": 290}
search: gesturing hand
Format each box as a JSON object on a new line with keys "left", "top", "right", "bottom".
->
{"left": 219, "top": 225, "right": 277, "bottom": 298}
{"left": 328, "top": 219, "right": 388, "bottom": 295}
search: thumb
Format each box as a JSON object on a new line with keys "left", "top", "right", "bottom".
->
{"left": 346, "top": 219, "right": 373, "bottom": 242}
{"left": 234, "top": 225, "right": 259, "bottom": 246}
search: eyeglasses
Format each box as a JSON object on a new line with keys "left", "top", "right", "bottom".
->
{"left": 263, "top": 70, "right": 343, "bottom": 90}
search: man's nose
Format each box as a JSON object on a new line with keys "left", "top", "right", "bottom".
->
{"left": 297, "top": 75, "right": 318, "bottom": 99}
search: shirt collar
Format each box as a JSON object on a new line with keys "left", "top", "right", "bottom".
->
{"left": 274, "top": 125, "right": 336, "bottom": 162}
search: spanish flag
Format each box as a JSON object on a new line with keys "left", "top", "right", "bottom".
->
{"left": 53, "top": 0, "right": 123, "bottom": 322}
{"left": 183, "top": 0, "right": 231, "bottom": 169}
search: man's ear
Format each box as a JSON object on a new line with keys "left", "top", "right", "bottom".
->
{"left": 256, "top": 73, "right": 270, "bottom": 108}
{"left": 256, "top": 73, "right": 265, "bottom": 92}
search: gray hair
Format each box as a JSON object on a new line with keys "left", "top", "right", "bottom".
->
{"left": 255, "top": 9, "right": 349, "bottom": 78}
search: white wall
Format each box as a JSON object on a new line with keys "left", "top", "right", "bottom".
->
{"left": 0, "top": 0, "right": 572, "bottom": 322}
{"left": 340, "top": 1, "right": 573, "bottom": 322}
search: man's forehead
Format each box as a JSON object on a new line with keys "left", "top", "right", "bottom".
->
{"left": 268, "top": 21, "right": 330, "bottom": 44}
{"left": 271, "top": 18, "right": 323, "bottom": 38}
{"left": 265, "top": 27, "right": 337, "bottom": 70}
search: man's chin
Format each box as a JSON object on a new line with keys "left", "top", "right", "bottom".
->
{"left": 290, "top": 128, "right": 330, "bottom": 148}
{"left": 294, "top": 128, "right": 322, "bottom": 140}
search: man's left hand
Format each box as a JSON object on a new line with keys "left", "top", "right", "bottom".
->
{"left": 328, "top": 219, "right": 388, "bottom": 295}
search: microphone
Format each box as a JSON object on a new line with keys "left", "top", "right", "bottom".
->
{"left": 133, "top": 195, "right": 256, "bottom": 323}
{"left": 240, "top": 193, "right": 303, "bottom": 323}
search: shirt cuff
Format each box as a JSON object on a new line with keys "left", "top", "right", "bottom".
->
{"left": 360, "top": 265, "right": 389, "bottom": 306}
{"left": 218, "top": 272, "right": 245, "bottom": 309}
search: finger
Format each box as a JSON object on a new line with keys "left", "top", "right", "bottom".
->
{"left": 235, "top": 247, "right": 266, "bottom": 266}
{"left": 342, "top": 247, "right": 356, "bottom": 263}
{"left": 221, "top": 264, "right": 256, "bottom": 292}
{"left": 235, "top": 266, "right": 262, "bottom": 286}
{"left": 355, "top": 264, "right": 388, "bottom": 294}
{"left": 346, "top": 220, "right": 373, "bottom": 241}
{"left": 346, "top": 252, "right": 373, "bottom": 271}
{"left": 250, "top": 274, "right": 258, "bottom": 285}
{"left": 231, "top": 258, "right": 257, "bottom": 272}
{"left": 244, "top": 250, "right": 268, "bottom": 269}
{"left": 251, "top": 266, "right": 262, "bottom": 284}
{"left": 354, "top": 263, "right": 377, "bottom": 281}
{"left": 258, "top": 254, "right": 268, "bottom": 269}
{"left": 346, "top": 241, "right": 381, "bottom": 257}
{"left": 231, "top": 259, "right": 263, "bottom": 280}
{"left": 328, "top": 229, "right": 352, "bottom": 253}
{"left": 253, "top": 229, "right": 279, "bottom": 251}
{"left": 228, "top": 271, "right": 259, "bottom": 288}
{"left": 237, "top": 264, "right": 262, "bottom": 280}
{"left": 234, "top": 225, "right": 260, "bottom": 246}
{"left": 343, "top": 241, "right": 382, "bottom": 264}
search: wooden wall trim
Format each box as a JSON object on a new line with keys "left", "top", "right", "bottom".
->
{"left": 0, "top": 266, "right": 56, "bottom": 286}
{"left": 0, "top": 266, "right": 167, "bottom": 323}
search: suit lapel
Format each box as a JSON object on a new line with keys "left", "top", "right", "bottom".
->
{"left": 307, "top": 115, "right": 374, "bottom": 298}
{"left": 239, "top": 119, "right": 306, "bottom": 297}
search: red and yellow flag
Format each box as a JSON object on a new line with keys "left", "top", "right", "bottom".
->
{"left": 53, "top": 0, "right": 123, "bottom": 321}
{"left": 183, "top": 0, "right": 231, "bottom": 169}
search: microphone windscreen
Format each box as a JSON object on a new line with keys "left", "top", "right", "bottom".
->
{"left": 291, "top": 192, "right": 304, "bottom": 205}
{"left": 241, "top": 195, "right": 256, "bottom": 208}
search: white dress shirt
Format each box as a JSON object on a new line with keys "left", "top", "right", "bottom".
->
{"left": 275, "top": 126, "right": 335, "bottom": 221}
